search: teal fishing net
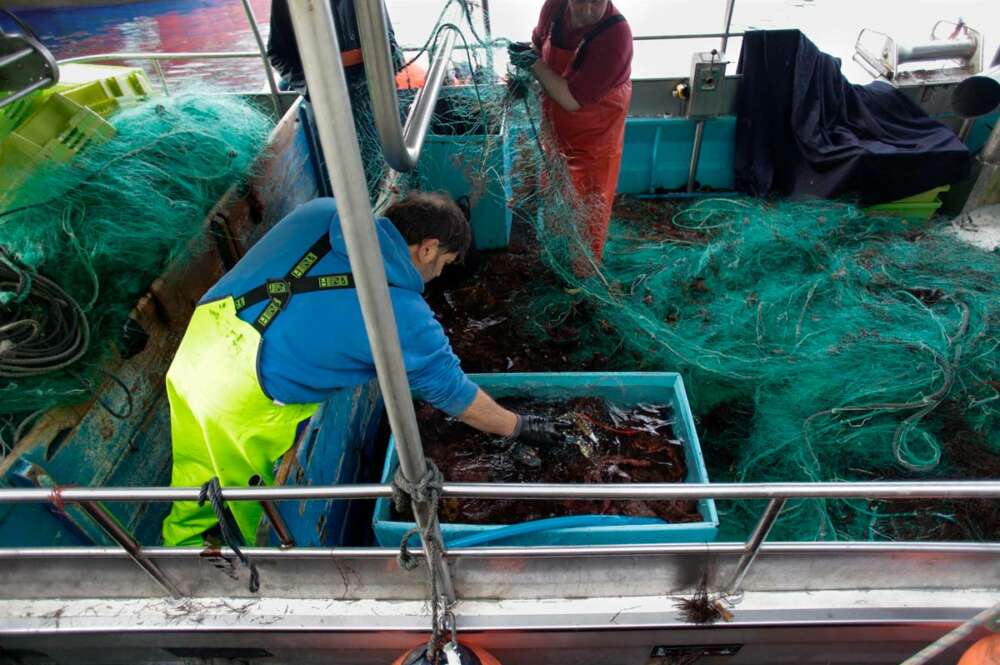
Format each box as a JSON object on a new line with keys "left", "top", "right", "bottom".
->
{"left": 376, "top": 10, "right": 1000, "bottom": 539}
{"left": 520, "top": 193, "right": 1000, "bottom": 540}
{"left": 0, "top": 91, "right": 274, "bottom": 451}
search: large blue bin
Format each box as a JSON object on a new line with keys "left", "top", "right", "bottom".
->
{"left": 417, "top": 86, "right": 513, "bottom": 250}
{"left": 268, "top": 379, "right": 383, "bottom": 547}
{"left": 373, "top": 372, "right": 718, "bottom": 546}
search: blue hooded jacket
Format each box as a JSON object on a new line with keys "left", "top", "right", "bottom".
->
{"left": 201, "top": 198, "right": 478, "bottom": 416}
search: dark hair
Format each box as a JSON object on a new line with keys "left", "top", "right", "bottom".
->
{"left": 384, "top": 191, "right": 471, "bottom": 259}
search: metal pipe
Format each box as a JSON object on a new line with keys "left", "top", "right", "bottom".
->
{"left": 720, "top": 0, "right": 737, "bottom": 53}
{"left": 482, "top": 0, "right": 494, "bottom": 74}
{"left": 897, "top": 38, "right": 977, "bottom": 65}
{"left": 0, "top": 46, "right": 33, "bottom": 68}
{"left": 249, "top": 475, "right": 295, "bottom": 549}
{"left": 400, "top": 32, "right": 747, "bottom": 51}
{"left": 686, "top": 119, "right": 705, "bottom": 192}
{"left": 961, "top": 118, "right": 1000, "bottom": 213}
{"left": 58, "top": 51, "right": 259, "bottom": 64}
{"left": 442, "top": 481, "right": 1000, "bottom": 500}
{"left": 0, "top": 485, "right": 392, "bottom": 503}
{"left": 0, "top": 77, "right": 52, "bottom": 109}
{"left": 3, "top": 481, "right": 1000, "bottom": 504}
{"left": 151, "top": 59, "right": 169, "bottom": 95}
{"left": 285, "top": 0, "right": 454, "bottom": 602}
{"left": 79, "top": 502, "right": 182, "bottom": 598}
{"left": 238, "top": 0, "right": 282, "bottom": 118}
{"left": 634, "top": 31, "right": 744, "bottom": 43}
{"left": 957, "top": 118, "right": 974, "bottom": 143}
{"left": 1, "top": 541, "right": 997, "bottom": 560}
{"left": 726, "top": 497, "right": 785, "bottom": 597}
{"left": 355, "top": 0, "right": 458, "bottom": 171}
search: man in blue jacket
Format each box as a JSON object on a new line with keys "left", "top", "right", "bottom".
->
{"left": 162, "top": 193, "right": 559, "bottom": 546}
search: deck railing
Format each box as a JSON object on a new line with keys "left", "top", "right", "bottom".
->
{"left": 2, "top": 480, "right": 998, "bottom": 601}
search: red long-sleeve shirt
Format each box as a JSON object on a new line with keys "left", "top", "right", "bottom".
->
{"left": 531, "top": 0, "right": 633, "bottom": 107}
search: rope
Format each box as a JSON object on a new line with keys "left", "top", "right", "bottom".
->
{"left": 391, "top": 460, "right": 452, "bottom": 659}
{"left": 198, "top": 477, "right": 260, "bottom": 593}
{"left": 0, "top": 247, "right": 90, "bottom": 378}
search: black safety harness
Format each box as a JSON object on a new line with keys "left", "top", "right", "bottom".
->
{"left": 233, "top": 233, "right": 355, "bottom": 333}
{"left": 550, "top": 0, "right": 627, "bottom": 71}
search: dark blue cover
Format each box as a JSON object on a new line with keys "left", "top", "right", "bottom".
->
{"left": 734, "top": 30, "right": 971, "bottom": 204}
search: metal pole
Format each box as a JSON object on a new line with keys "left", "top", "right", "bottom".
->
{"left": 79, "top": 501, "right": 182, "bottom": 598}
{"left": 0, "top": 77, "right": 52, "bottom": 109}
{"left": 957, "top": 118, "right": 974, "bottom": 143}
{"left": 962, "top": 119, "right": 1000, "bottom": 213}
{"left": 3, "top": 481, "right": 1000, "bottom": 504}
{"left": 686, "top": 119, "right": 705, "bottom": 192}
{"left": 151, "top": 59, "right": 169, "bottom": 95}
{"left": 899, "top": 600, "right": 1000, "bottom": 665}
{"left": 720, "top": 0, "right": 737, "bottom": 53}
{"left": 285, "top": 0, "right": 454, "bottom": 601}
{"left": 355, "top": 0, "right": 458, "bottom": 171}
{"left": 726, "top": 498, "right": 785, "bottom": 597}
{"left": 481, "top": 0, "right": 494, "bottom": 73}
{"left": 58, "top": 51, "right": 259, "bottom": 64}
{"left": 238, "top": 0, "right": 282, "bottom": 118}
{"left": 249, "top": 475, "right": 295, "bottom": 549}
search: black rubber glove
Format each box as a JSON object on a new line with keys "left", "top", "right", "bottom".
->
{"left": 508, "top": 41, "right": 539, "bottom": 70}
{"left": 511, "top": 414, "right": 564, "bottom": 447}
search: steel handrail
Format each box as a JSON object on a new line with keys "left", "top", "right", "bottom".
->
{"left": 355, "top": 0, "right": 459, "bottom": 171}
{"left": 2, "top": 481, "right": 998, "bottom": 503}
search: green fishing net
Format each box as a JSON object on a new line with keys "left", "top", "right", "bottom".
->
{"left": 0, "top": 91, "right": 274, "bottom": 451}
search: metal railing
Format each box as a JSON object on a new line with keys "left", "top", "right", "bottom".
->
{"left": 355, "top": 0, "right": 459, "bottom": 171}
{"left": 2, "top": 480, "right": 998, "bottom": 600}
{"left": 56, "top": 0, "right": 280, "bottom": 115}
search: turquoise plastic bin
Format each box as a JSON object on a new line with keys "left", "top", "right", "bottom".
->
{"left": 417, "top": 86, "right": 513, "bottom": 250}
{"left": 618, "top": 116, "right": 736, "bottom": 193}
{"left": 373, "top": 372, "right": 718, "bottom": 546}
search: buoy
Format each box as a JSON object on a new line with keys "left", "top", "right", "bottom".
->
{"left": 392, "top": 642, "right": 502, "bottom": 665}
{"left": 957, "top": 634, "right": 1000, "bottom": 665}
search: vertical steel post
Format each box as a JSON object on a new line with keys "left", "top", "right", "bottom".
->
{"left": 285, "top": 0, "right": 455, "bottom": 602}
{"left": 79, "top": 501, "right": 182, "bottom": 598}
{"left": 686, "top": 119, "right": 705, "bottom": 193}
{"left": 720, "top": 0, "right": 737, "bottom": 54}
{"left": 482, "top": 0, "right": 494, "bottom": 73}
{"left": 726, "top": 497, "right": 786, "bottom": 597}
{"left": 151, "top": 59, "right": 169, "bottom": 95}
{"left": 962, "top": 119, "right": 1000, "bottom": 212}
{"left": 238, "top": 0, "right": 282, "bottom": 118}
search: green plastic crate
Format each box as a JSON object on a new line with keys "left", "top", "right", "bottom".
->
{"left": 866, "top": 186, "right": 950, "bottom": 221}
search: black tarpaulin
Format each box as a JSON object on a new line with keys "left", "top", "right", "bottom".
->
{"left": 734, "top": 30, "right": 971, "bottom": 204}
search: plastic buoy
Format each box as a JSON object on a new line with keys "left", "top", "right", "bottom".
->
{"left": 392, "top": 642, "right": 502, "bottom": 665}
{"left": 957, "top": 634, "right": 1000, "bottom": 665}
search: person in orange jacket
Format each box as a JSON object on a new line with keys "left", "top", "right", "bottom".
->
{"left": 509, "top": 0, "right": 633, "bottom": 265}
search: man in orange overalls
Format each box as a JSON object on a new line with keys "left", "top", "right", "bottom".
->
{"left": 509, "top": 0, "right": 633, "bottom": 264}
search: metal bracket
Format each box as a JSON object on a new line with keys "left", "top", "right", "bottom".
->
{"left": 0, "top": 20, "right": 59, "bottom": 108}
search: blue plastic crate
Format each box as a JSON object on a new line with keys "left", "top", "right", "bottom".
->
{"left": 618, "top": 116, "right": 736, "bottom": 194}
{"left": 374, "top": 372, "right": 718, "bottom": 547}
{"left": 417, "top": 86, "right": 513, "bottom": 250}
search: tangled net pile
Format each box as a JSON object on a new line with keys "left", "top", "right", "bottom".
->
{"left": 525, "top": 194, "right": 1000, "bottom": 540}
{"left": 0, "top": 91, "right": 273, "bottom": 454}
